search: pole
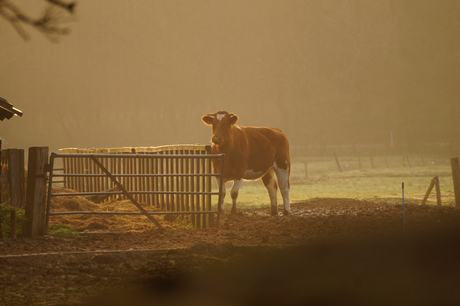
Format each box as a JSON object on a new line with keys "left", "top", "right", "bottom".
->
{"left": 304, "top": 161, "right": 308, "bottom": 180}
{"left": 421, "top": 177, "right": 436, "bottom": 205}
{"left": 402, "top": 182, "right": 405, "bottom": 231}
{"left": 434, "top": 176, "right": 442, "bottom": 206}
{"left": 451, "top": 157, "right": 460, "bottom": 207}
{"left": 334, "top": 152, "right": 342, "bottom": 172}
{"left": 0, "top": 139, "right": 2, "bottom": 206}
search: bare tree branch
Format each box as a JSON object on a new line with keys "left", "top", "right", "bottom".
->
{"left": 46, "top": 0, "right": 76, "bottom": 13}
{"left": 0, "top": 5, "right": 30, "bottom": 40}
{"left": 0, "top": 0, "right": 76, "bottom": 42}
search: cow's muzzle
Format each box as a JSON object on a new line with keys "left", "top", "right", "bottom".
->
{"left": 212, "top": 136, "right": 223, "bottom": 145}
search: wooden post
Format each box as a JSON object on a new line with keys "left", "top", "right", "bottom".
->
{"left": 421, "top": 177, "right": 436, "bottom": 205}
{"left": 334, "top": 153, "right": 342, "bottom": 172}
{"left": 304, "top": 161, "right": 308, "bottom": 180}
{"left": 24, "top": 147, "right": 49, "bottom": 238}
{"left": 421, "top": 176, "right": 442, "bottom": 206}
{"left": 0, "top": 211, "right": 3, "bottom": 241}
{"left": 434, "top": 176, "right": 442, "bottom": 206}
{"left": 0, "top": 139, "right": 2, "bottom": 205}
{"left": 196, "top": 157, "right": 202, "bottom": 228}
{"left": 206, "top": 147, "right": 212, "bottom": 227}
{"left": 190, "top": 153, "right": 196, "bottom": 227}
{"left": 451, "top": 157, "right": 460, "bottom": 208}
{"left": 7, "top": 149, "right": 25, "bottom": 209}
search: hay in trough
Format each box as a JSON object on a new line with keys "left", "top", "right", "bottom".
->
{"left": 49, "top": 187, "right": 178, "bottom": 232}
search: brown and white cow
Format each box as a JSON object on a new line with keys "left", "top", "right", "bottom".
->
{"left": 202, "top": 111, "right": 290, "bottom": 216}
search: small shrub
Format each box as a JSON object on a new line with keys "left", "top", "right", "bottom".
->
{"left": 48, "top": 223, "right": 81, "bottom": 238}
{"left": 1, "top": 205, "right": 27, "bottom": 238}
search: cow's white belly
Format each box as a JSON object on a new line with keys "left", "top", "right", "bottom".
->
{"left": 243, "top": 168, "right": 269, "bottom": 180}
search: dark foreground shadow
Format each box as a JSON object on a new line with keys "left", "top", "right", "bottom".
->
{"left": 85, "top": 223, "right": 460, "bottom": 306}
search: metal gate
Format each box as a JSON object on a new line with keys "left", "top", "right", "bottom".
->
{"left": 45, "top": 146, "right": 225, "bottom": 232}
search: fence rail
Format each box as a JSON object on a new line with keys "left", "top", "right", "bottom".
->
{"left": 46, "top": 145, "right": 225, "bottom": 230}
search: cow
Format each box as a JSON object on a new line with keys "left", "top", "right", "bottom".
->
{"left": 202, "top": 111, "right": 291, "bottom": 216}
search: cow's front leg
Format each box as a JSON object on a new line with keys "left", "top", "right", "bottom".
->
{"left": 230, "top": 179, "right": 243, "bottom": 214}
{"left": 216, "top": 177, "right": 226, "bottom": 212}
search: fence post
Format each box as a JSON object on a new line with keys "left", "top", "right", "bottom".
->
{"left": 451, "top": 157, "right": 460, "bottom": 208}
{"left": 24, "top": 147, "right": 49, "bottom": 238}
{"left": 421, "top": 177, "right": 436, "bottom": 205}
{"left": 334, "top": 152, "right": 342, "bottom": 172}
{"left": 434, "top": 176, "right": 442, "bottom": 206}
{"left": 304, "top": 161, "right": 308, "bottom": 180}
{"left": 0, "top": 139, "right": 2, "bottom": 205}
{"left": 7, "top": 149, "right": 25, "bottom": 209}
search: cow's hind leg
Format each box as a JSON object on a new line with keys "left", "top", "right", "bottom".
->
{"left": 262, "top": 168, "right": 278, "bottom": 216}
{"left": 274, "top": 160, "right": 290, "bottom": 215}
{"left": 230, "top": 179, "right": 243, "bottom": 214}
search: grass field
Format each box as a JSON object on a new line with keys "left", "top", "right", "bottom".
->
{"left": 225, "top": 155, "right": 456, "bottom": 209}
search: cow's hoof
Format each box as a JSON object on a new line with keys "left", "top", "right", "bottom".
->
{"left": 271, "top": 210, "right": 278, "bottom": 217}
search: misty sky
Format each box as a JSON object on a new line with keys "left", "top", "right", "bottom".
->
{"left": 1, "top": 0, "right": 459, "bottom": 153}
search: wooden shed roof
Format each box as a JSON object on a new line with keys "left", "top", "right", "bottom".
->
{"left": 0, "top": 97, "right": 23, "bottom": 121}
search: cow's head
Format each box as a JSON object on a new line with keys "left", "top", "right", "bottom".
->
{"left": 202, "top": 111, "right": 239, "bottom": 146}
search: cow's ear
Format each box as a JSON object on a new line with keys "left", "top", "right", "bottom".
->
{"left": 202, "top": 115, "right": 214, "bottom": 125}
{"left": 230, "top": 114, "right": 239, "bottom": 125}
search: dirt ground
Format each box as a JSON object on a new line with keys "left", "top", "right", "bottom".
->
{"left": 1, "top": 197, "right": 460, "bottom": 305}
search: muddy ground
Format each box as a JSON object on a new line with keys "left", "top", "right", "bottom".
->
{"left": 1, "top": 198, "right": 460, "bottom": 305}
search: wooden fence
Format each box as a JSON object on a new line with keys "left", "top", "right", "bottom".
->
{"left": 47, "top": 145, "right": 224, "bottom": 230}
{"left": 1, "top": 147, "right": 49, "bottom": 239}
{"left": 0, "top": 148, "right": 25, "bottom": 209}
